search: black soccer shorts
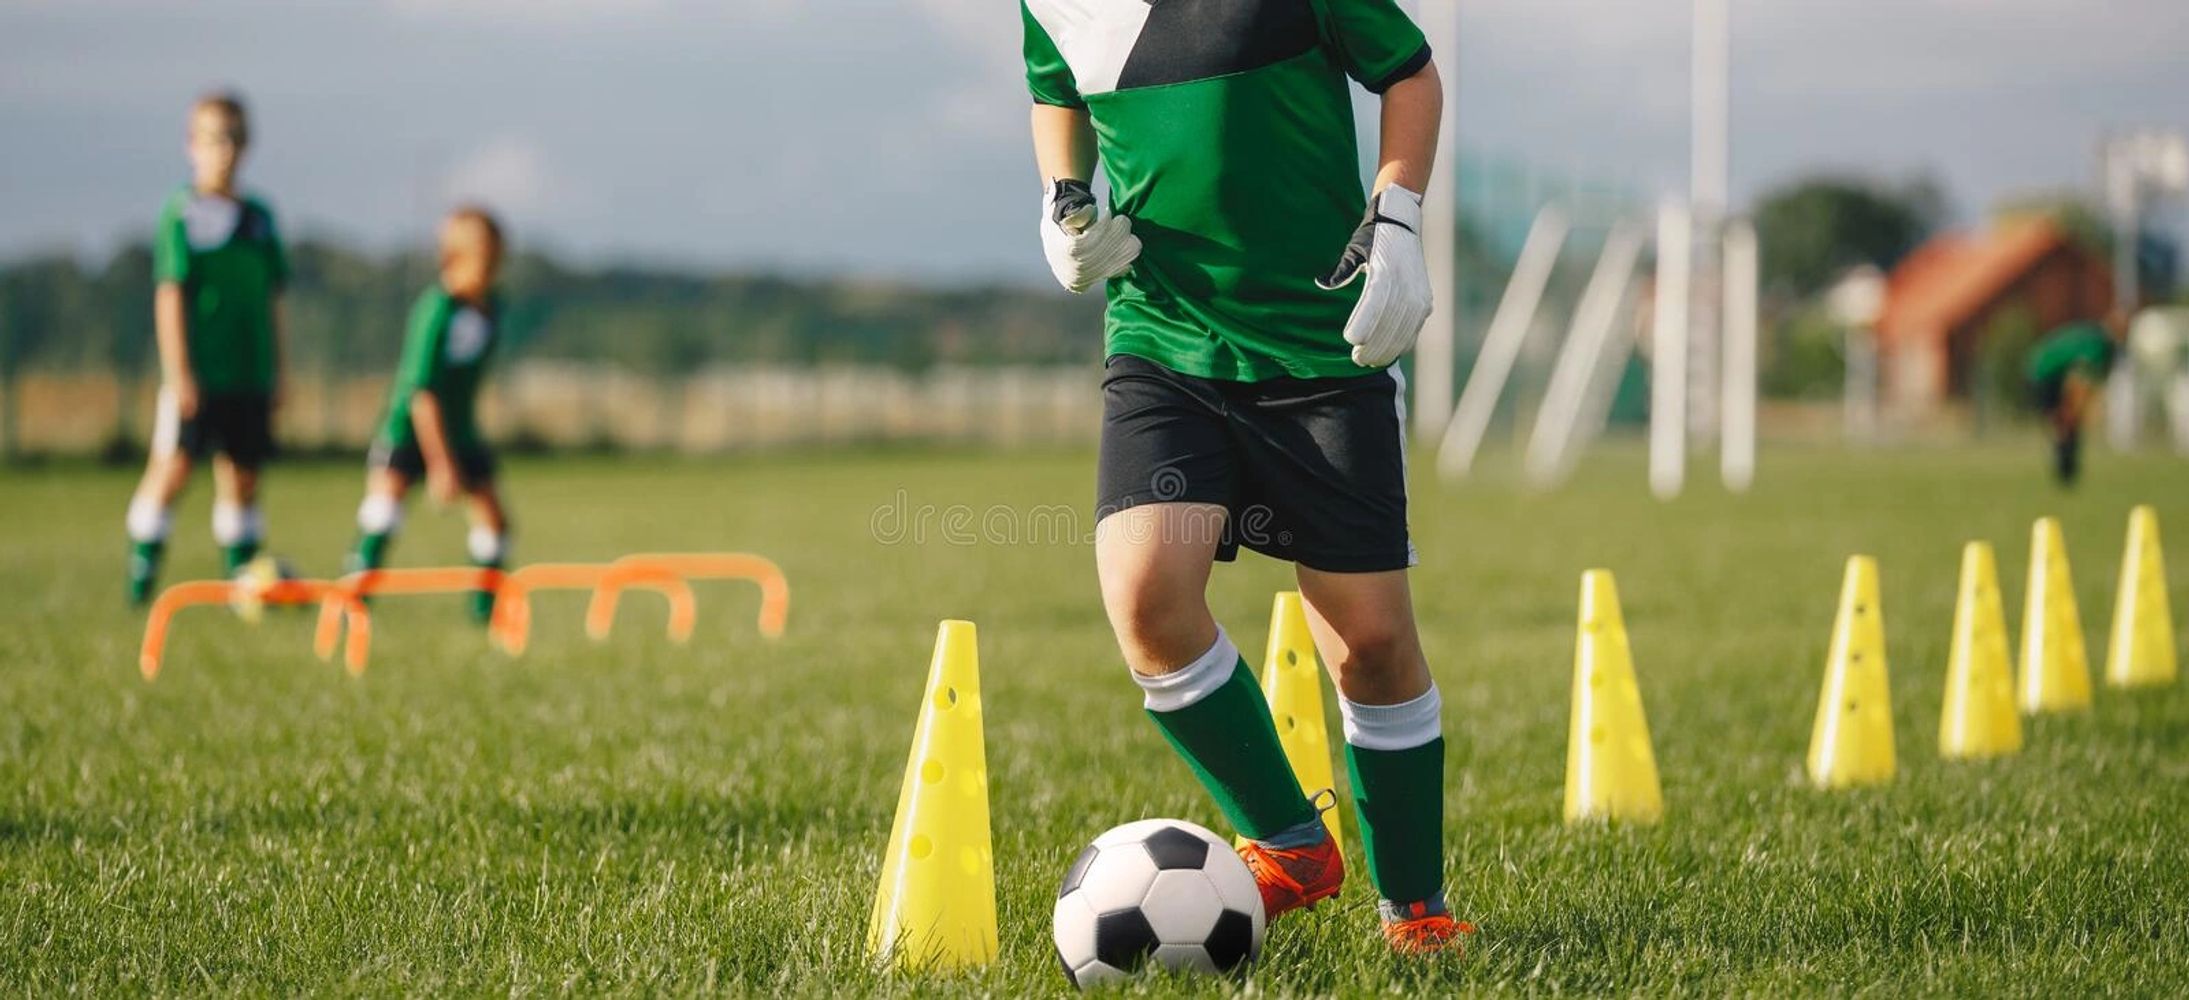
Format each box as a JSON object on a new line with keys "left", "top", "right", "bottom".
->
{"left": 1095, "top": 354, "right": 1415, "bottom": 573}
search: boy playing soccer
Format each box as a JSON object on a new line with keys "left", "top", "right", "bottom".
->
{"left": 1021, "top": 0, "right": 1459, "bottom": 954}
{"left": 2026, "top": 313, "right": 2122, "bottom": 487}
{"left": 126, "top": 92, "right": 289, "bottom": 604}
{"left": 346, "top": 207, "right": 512, "bottom": 621}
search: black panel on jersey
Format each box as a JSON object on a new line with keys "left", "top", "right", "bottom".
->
{"left": 1115, "top": 0, "right": 1319, "bottom": 91}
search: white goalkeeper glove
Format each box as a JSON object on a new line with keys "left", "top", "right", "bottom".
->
{"left": 1041, "top": 178, "right": 1141, "bottom": 294}
{"left": 1318, "top": 184, "right": 1433, "bottom": 369}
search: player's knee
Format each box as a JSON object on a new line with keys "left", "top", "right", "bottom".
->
{"left": 1106, "top": 584, "right": 1212, "bottom": 669}
{"left": 1325, "top": 618, "right": 1417, "bottom": 684}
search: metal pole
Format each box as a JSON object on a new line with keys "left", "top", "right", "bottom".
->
{"left": 1721, "top": 218, "right": 1759, "bottom": 491}
{"left": 1688, "top": 0, "right": 1730, "bottom": 447}
{"left": 1438, "top": 207, "right": 1570, "bottom": 478}
{"left": 1650, "top": 201, "right": 1691, "bottom": 499}
{"left": 1527, "top": 220, "right": 1645, "bottom": 486}
{"left": 1413, "top": 0, "right": 1462, "bottom": 439}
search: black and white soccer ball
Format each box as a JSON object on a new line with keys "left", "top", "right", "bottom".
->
{"left": 1052, "top": 818, "right": 1266, "bottom": 989}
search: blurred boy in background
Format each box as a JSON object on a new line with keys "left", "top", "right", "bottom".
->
{"left": 346, "top": 208, "right": 512, "bottom": 622}
{"left": 126, "top": 92, "right": 289, "bottom": 604}
{"left": 2027, "top": 311, "right": 2123, "bottom": 486}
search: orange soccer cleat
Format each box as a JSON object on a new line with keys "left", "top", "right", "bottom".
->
{"left": 1379, "top": 900, "right": 1476, "bottom": 956}
{"left": 1236, "top": 832, "right": 1345, "bottom": 922}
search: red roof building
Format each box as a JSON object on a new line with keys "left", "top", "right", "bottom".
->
{"left": 1876, "top": 219, "right": 2113, "bottom": 410}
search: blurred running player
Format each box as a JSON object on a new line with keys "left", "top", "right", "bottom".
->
{"left": 346, "top": 207, "right": 512, "bottom": 621}
{"left": 2027, "top": 312, "right": 2122, "bottom": 486}
{"left": 125, "top": 92, "right": 290, "bottom": 604}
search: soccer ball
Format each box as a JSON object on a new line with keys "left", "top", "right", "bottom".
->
{"left": 1052, "top": 818, "right": 1265, "bottom": 989}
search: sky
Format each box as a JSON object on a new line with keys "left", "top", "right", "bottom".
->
{"left": 2, "top": 0, "right": 2185, "bottom": 283}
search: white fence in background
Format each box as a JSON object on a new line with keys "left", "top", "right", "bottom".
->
{"left": 1, "top": 363, "right": 1105, "bottom": 456}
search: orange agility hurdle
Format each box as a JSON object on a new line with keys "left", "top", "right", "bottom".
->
{"left": 588, "top": 552, "right": 789, "bottom": 639}
{"left": 140, "top": 578, "right": 372, "bottom": 681}
{"left": 489, "top": 562, "right": 697, "bottom": 656}
{"left": 588, "top": 553, "right": 789, "bottom": 641}
{"left": 311, "top": 566, "right": 507, "bottom": 667}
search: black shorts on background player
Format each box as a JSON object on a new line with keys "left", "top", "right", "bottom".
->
{"left": 1096, "top": 354, "right": 1414, "bottom": 574}
{"left": 369, "top": 439, "right": 497, "bottom": 489}
{"left": 173, "top": 391, "right": 274, "bottom": 469}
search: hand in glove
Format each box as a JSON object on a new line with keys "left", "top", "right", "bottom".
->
{"left": 1041, "top": 178, "right": 1141, "bottom": 294}
{"left": 1318, "top": 184, "right": 1433, "bottom": 368}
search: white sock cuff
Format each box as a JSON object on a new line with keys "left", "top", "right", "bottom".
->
{"left": 358, "top": 495, "right": 403, "bottom": 534}
{"left": 1340, "top": 685, "right": 1443, "bottom": 751}
{"left": 1134, "top": 627, "right": 1240, "bottom": 713}
{"left": 467, "top": 526, "right": 506, "bottom": 564}
{"left": 210, "top": 502, "right": 258, "bottom": 545}
{"left": 126, "top": 498, "right": 172, "bottom": 543}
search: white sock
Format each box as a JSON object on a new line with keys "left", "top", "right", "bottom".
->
{"left": 1339, "top": 685, "right": 1443, "bottom": 751}
{"left": 357, "top": 495, "right": 402, "bottom": 535}
{"left": 211, "top": 503, "right": 263, "bottom": 547}
{"left": 126, "top": 497, "right": 172, "bottom": 543}
{"left": 467, "top": 526, "right": 506, "bottom": 564}
{"left": 1131, "top": 627, "right": 1238, "bottom": 713}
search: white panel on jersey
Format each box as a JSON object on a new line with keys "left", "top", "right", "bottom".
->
{"left": 182, "top": 195, "right": 242, "bottom": 251}
{"left": 1026, "top": 0, "right": 1152, "bottom": 98}
{"left": 446, "top": 308, "right": 492, "bottom": 363}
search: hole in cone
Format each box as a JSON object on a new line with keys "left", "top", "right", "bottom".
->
{"left": 1285, "top": 650, "right": 1298, "bottom": 667}
{"left": 1281, "top": 714, "right": 1296, "bottom": 732}
{"left": 935, "top": 687, "right": 958, "bottom": 711}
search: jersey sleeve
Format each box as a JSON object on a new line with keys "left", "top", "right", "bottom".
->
{"left": 1022, "top": 2, "right": 1086, "bottom": 109}
{"left": 153, "top": 195, "right": 190, "bottom": 284}
{"left": 1313, "top": 0, "right": 1432, "bottom": 94}
{"left": 394, "top": 291, "right": 452, "bottom": 397}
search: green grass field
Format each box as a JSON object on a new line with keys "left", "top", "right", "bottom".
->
{"left": 4, "top": 446, "right": 2187, "bottom": 995}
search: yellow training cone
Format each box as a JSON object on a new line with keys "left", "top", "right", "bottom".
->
{"left": 2107, "top": 505, "right": 2178, "bottom": 689}
{"left": 1808, "top": 556, "right": 1895, "bottom": 789}
{"left": 867, "top": 621, "right": 997, "bottom": 970}
{"left": 1939, "top": 542, "right": 2022, "bottom": 760}
{"left": 2018, "top": 517, "right": 2093, "bottom": 713}
{"left": 1247, "top": 592, "right": 1342, "bottom": 847}
{"left": 1564, "top": 570, "right": 1663, "bottom": 825}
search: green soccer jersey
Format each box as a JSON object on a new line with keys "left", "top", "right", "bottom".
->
{"left": 2027, "top": 321, "right": 2116, "bottom": 385}
{"left": 1022, "top": 0, "right": 1430, "bottom": 382}
{"left": 153, "top": 186, "right": 289, "bottom": 393}
{"left": 377, "top": 286, "right": 500, "bottom": 449}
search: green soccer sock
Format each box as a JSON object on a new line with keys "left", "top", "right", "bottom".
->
{"left": 1342, "top": 686, "right": 1449, "bottom": 908}
{"left": 348, "top": 532, "right": 394, "bottom": 576}
{"left": 1347, "top": 738, "right": 1447, "bottom": 907}
{"left": 128, "top": 540, "right": 165, "bottom": 606}
{"left": 221, "top": 541, "right": 259, "bottom": 575}
{"left": 468, "top": 555, "right": 503, "bottom": 623}
{"left": 1137, "top": 629, "right": 1316, "bottom": 841}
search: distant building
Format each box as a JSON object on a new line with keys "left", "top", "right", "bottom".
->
{"left": 1875, "top": 219, "right": 2113, "bottom": 412}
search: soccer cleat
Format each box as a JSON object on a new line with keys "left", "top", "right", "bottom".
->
{"left": 1380, "top": 900, "right": 1475, "bottom": 956}
{"left": 1236, "top": 830, "right": 1345, "bottom": 922}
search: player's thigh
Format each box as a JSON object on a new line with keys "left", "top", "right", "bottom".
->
{"left": 1295, "top": 565, "right": 1430, "bottom": 703}
{"left": 1096, "top": 502, "right": 1227, "bottom": 670}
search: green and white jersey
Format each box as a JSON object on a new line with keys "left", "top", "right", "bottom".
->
{"left": 153, "top": 186, "right": 288, "bottom": 393}
{"left": 377, "top": 285, "right": 500, "bottom": 449}
{"left": 2027, "top": 321, "right": 2116, "bottom": 384}
{"left": 1022, "top": 0, "right": 1430, "bottom": 382}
